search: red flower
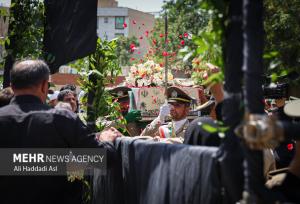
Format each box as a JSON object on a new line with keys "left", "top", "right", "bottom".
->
{"left": 180, "top": 40, "right": 185, "bottom": 45}
{"left": 184, "top": 32, "right": 188, "bottom": 38}
{"left": 130, "top": 57, "right": 135, "bottom": 61}
{"left": 123, "top": 23, "right": 127, "bottom": 28}
{"left": 132, "top": 20, "right": 136, "bottom": 24}
{"left": 145, "top": 31, "right": 149, "bottom": 37}
{"left": 159, "top": 33, "right": 164, "bottom": 38}
{"left": 139, "top": 36, "right": 143, "bottom": 40}
{"left": 162, "top": 51, "right": 168, "bottom": 56}
{"left": 152, "top": 39, "right": 157, "bottom": 45}
{"left": 179, "top": 35, "right": 183, "bottom": 38}
{"left": 287, "top": 143, "right": 294, "bottom": 151}
{"left": 129, "top": 43, "right": 135, "bottom": 53}
{"left": 138, "top": 51, "right": 141, "bottom": 54}
{"left": 130, "top": 43, "right": 135, "bottom": 49}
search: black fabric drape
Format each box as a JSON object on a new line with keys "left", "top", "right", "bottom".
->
{"left": 92, "top": 137, "right": 221, "bottom": 204}
{"left": 184, "top": 117, "right": 222, "bottom": 146}
{"left": 92, "top": 138, "right": 124, "bottom": 204}
{"left": 44, "top": 0, "right": 97, "bottom": 73}
{"left": 218, "top": 0, "right": 244, "bottom": 202}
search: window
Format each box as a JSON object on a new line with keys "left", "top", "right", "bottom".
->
{"left": 104, "top": 17, "right": 108, "bottom": 23}
{"left": 115, "top": 33, "right": 124, "bottom": 38}
{"left": 115, "top": 16, "right": 125, "bottom": 29}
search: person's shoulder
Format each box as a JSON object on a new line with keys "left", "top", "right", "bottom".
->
{"left": 23, "top": 108, "right": 79, "bottom": 122}
{"left": 0, "top": 104, "right": 18, "bottom": 115}
{"left": 47, "top": 108, "right": 78, "bottom": 120}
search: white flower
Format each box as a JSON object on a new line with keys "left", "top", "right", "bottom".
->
{"left": 126, "top": 60, "right": 173, "bottom": 87}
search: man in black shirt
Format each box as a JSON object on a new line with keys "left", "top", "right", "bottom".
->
{"left": 0, "top": 59, "right": 121, "bottom": 204}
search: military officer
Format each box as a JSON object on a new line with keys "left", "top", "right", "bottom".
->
{"left": 107, "top": 86, "right": 142, "bottom": 136}
{"left": 140, "top": 86, "right": 194, "bottom": 143}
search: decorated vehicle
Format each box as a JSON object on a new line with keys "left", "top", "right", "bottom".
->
{"left": 123, "top": 60, "right": 205, "bottom": 120}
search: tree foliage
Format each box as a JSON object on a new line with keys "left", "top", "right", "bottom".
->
{"left": 4, "top": 0, "right": 44, "bottom": 60}
{"left": 75, "top": 38, "right": 125, "bottom": 132}
{"left": 147, "top": 0, "right": 210, "bottom": 69}
{"left": 115, "top": 36, "right": 139, "bottom": 66}
{"left": 173, "top": 1, "right": 228, "bottom": 85}
{"left": 0, "top": 0, "right": 44, "bottom": 87}
{"left": 163, "top": 0, "right": 210, "bottom": 35}
{"left": 264, "top": 0, "right": 300, "bottom": 81}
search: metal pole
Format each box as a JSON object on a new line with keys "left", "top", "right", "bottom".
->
{"left": 164, "top": 11, "right": 168, "bottom": 97}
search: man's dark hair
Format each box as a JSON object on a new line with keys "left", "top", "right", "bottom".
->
{"left": 10, "top": 60, "right": 50, "bottom": 89}
{"left": 60, "top": 84, "right": 76, "bottom": 93}
{"left": 0, "top": 87, "right": 14, "bottom": 107}
{"left": 59, "top": 84, "right": 79, "bottom": 113}
{"left": 57, "top": 89, "right": 75, "bottom": 101}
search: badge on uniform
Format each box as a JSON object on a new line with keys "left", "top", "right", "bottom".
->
{"left": 117, "top": 91, "right": 124, "bottom": 97}
{"left": 159, "top": 125, "right": 170, "bottom": 138}
{"left": 171, "top": 90, "right": 178, "bottom": 98}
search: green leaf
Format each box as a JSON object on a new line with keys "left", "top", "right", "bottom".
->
{"left": 263, "top": 51, "right": 279, "bottom": 59}
{"left": 201, "top": 124, "right": 218, "bottom": 133}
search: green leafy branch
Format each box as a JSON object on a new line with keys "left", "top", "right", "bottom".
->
{"left": 75, "top": 38, "right": 126, "bottom": 132}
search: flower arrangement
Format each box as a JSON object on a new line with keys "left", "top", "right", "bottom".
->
{"left": 126, "top": 60, "right": 174, "bottom": 87}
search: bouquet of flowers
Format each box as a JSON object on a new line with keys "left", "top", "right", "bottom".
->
{"left": 126, "top": 60, "right": 173, "bottom": 87}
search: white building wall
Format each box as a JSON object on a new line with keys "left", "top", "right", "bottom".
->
{"left": 97, "top": 15, "right": 129, "bottom": 40}
{"left": 97, "top": 7, "right": 154, "bottom": 55}
{"left": 0, "top": 0, "right": 11, "bottom": 7}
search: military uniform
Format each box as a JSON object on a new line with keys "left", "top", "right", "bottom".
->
{"left": 141, "top": 86, "right": 193, "bottom": 142}
{"left": 108, "top": 86, "right": 142, "bottom": 136}
{"left": 141, "top": 117, "right": 189, "bottom": 138}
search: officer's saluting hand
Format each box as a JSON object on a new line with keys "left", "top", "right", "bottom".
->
{"left": 159, "top": 102, "right": 170, "bottom": 123}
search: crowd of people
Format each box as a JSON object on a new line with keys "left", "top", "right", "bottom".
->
{"left": 0, "top": 59, "right": 299, "bottom": 203}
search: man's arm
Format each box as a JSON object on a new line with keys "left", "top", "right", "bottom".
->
{"left": 53, "top": 110, "right": 121, "bottom": 166}
{"left": 140, "top": 117, "right": 161, "bottom": 137}
{"left": 140, "top": 103, "right": 170, "bottom": 137}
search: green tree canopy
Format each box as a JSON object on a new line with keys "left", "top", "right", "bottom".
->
{"left": 264, "top": 0, "right": 300, "bottom": 80}
{"left": 115, "top": 36, "right": 139, "bottom": 66}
